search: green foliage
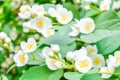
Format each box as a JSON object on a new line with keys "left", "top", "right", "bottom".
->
{"left": 80, "top": 74, "right": 104, "bottom": 80}
{"left": 19, "top": 66, "right": 63, "bottom": 80}
{"left": 96, "top": 33, "right": 120, "bottom": 55}
{"left": 64, "top": 72, "right": 83, "bottom": 80}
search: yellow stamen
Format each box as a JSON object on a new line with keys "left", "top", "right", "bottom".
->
{"left": 46, "top": 29, "right": 51, "bottom": 35}
{"left": 115, "top": 57, "right": 120, "bottom": 62}
{"left": 85, "top": 22, "right": 92, "bottom": 31}
{"left": 37, "top": 20, "right": 44, "bottom": 27}
{"left": 79, "top": 59, "right": 89, "bottom": 68}
{"left": 50, "top": 59, "right": 57, "bottom": 66}
{"left": 26, "top": 44, "right": 34, "bottom": 50}
{"left": 88, "top": 48, "right": 95, "bottom": 55}
{"left": 93, "top": 57, "right": 101, "bottom": 65}
{"left": 22, "top": 8, "right": 30, "bottom": 14}
{"left": 19, "top": 54, "right": 25, "bottom": 63}
{"left": 61, "top": 15, "right": 68, "bottom": 21}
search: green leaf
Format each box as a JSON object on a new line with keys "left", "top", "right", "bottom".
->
{"left": 94, "top": 10, "right": 118, "bottom": 24}
{"left": 87, "top": 68, "right": 99, "bottom": 74}
{"left": 84, "top": 10, "right": 101, "bottom": 17}
{"left": 80, "top": 74, "right": 104, "bottom": 80}
{"left": 80, "top": 30, "right": 120, "bottom": 43}
{"left": 63, "top": 2, "right": 80, "bottom": 19}
{"left": 64, "top": 72, "right": 83, "bottom": 80}
{"left": 43, "top": 4, "right": 56, "bottom": 11}
{"left": 96, "top": 19, "right": 120, "bottom": 30}
{"left": 19, "top": 66, "right": 63, "bottom": 80}
{"left": 96, "top": 33, "right": 120, "bottom": 55}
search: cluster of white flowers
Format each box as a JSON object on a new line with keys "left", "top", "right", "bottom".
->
{"left": 100, "top": 51, "right": 120, "bottom": 78}
{"left": 18, "top": 4, "right": 73, "bottom": 37}
{"left": 0, "top": 32, "right": 11, "bottom": 47}
{"left": 41, "top": 44, "right": 63, "bottom": 70}
{"left": 13, "top": 38, "right": 37, "bottom": 67}
{"left": 69, "top": 17, "right": 95, "bottom": 36}
{"left": 66, "top": 45, "right": 105, "bottom": 73}
{"left": 48, "top": 4, "right": 73, "bottom": 24}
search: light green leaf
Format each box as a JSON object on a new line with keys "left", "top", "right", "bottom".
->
{"left": 64, "top": 72, "right": 83, "bottom": 80}
{"left": 19, "top": 66, "right": 63, "bottom": 80}
{"left": 94, "top": 10, "right": 118, "bottom": 24}
{"left": 80, "top": 30, "right": 120, "bottom": 43}
{"left": 87, "top": 68, "right": 99, "bottom": 74}
{"left": 80, "top": 74, "right": 104, "bottom": 80}
{"left": 96, "top": 19, "right": 120, "bottom": 30}
{"left": 84, "top": 10, "right": 101, "bottom": 17}
{"left": 43, "top": 4, "right": 56, "bottom": 11}
{"left": 96, "top": 33, "right": 120, "bottom": 55}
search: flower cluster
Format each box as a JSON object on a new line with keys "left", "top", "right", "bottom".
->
{"left": 18, "top": 4, "right": 73, "bottom": 37}
{"left": 13, "top": 38, "right": 37, "bottom": 67}
{"left": 69, "top": 17, "right": 95, "bottom": 36}
{"left": 0, "top": 32, "right": 11, "bottom": 47}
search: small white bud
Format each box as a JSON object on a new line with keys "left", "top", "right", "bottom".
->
{"left": 5, "top": 37, "right": 11, "bottom": 43}
{"left": 3, "top": 43, "right": 8, "bottom": 48}
{"left": 0, "top": 32, "right": 7, "bottom": 40}
{"left": 55, "top": 61, "right": 62, "bottom": 69}
{"left": 66, "top": 51, "right": 75, "bottom": 60}
{"left": 51, "top": 44, "right": 60, "bottom": 52}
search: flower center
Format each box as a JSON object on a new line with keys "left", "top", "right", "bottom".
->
{"left": 37, "top": 20, "right": 44, "bottom": 27}
{"left": 85, "top": 22, "right": 92, "bottom": 31}
{"left": 50, "top": 59, "right": 57, "bottom": 66}
{"left": 19, "top": 54, "right": 25, "bottom": 63}
{"left": 93, "top": 57, "right": 101, "bottom": 65}
{"left": 79, "top": 59, "right": 89, "bottom": 68}
{"left": 115, "top": 57, "right": 120, "bottom": 62}
{"left": 22, "top": 8, "right": 30, "bottom": 14}
{"left": 26, "top": 44, "right": 34, "bottom": 50}
{"left": 61, "top": 15, "right": 68, "bottom": 21}
{"left": 46, "top": 29, "right": 51, "bottom": 35}
{"left": 88, "top": 48, "right": 95, "bottom": 55}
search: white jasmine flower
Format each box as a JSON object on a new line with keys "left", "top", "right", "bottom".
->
{"left": 46, "top": 57, "right": 62, "bottom": 70}
{"left": 100, "top": 0, "right": 110, "bottom": 11}
{"left": 31, "top": 15, "right": 52, "bottom": 33}
{"left": 41, "top": 47, "right": 54, "bottom": 58}
{"left": 10, "top": 28, "right": 18, "bottom": 40}
{"left": 32, "top": 4, "right": 45, "bottom": 15}
{"left": 13, "top": 50, "right": 29, "bottom": 67}
{"left": 100, "top": 66, "right": 114, "bottom": 78}
{"left": 66, "top": 51, "right": 75, "bottom": 60}
{"left": 69, "top": 24, "right": 80, "bottom": 37}
{"left": 86, "top": 45, "right": 98, "bottom": 56}
{"left": 112, "top": 1, "right": 120, "bottom": 10}
{"left": 5, "top": 37, "right": 11, "bottom": 43}
{"left": 108, "top": 51, "right": 120, "bottom": 67}
{"left": 74, "top": 47, "right": 87, "bottom": 60}
{"left": 84, "top": 5, "right": 91, "bottom": 10}
{"left": 41, "top": 28, "right": 55, "bottom": 37}
{"left": 75, "top": 55, "right": 92, "bottom": 73}
{"left": 48, "top": 4, "right": 63, "bottom": 17}
{"left": 1, "top": 75, "right": 8, "bottom": 80}
{"left": 20, "top": 38, "right": 37, "bottom": 53}
{"left": 18, "top": 5, "right": 31, "bottom": 19}
{"left": 79, "top": 18, "right": 95, "bottom": 34}
{"left": 0, "top": 32, "right": 7, "bottom": 40}
{"left": 56, "top": 8, "right": 73, "bottom": 24}
{"left": 91, "top": 54, "right": 105, "bottom": 68}
{"left": 51, "top": 44, "right": 60, "bottom": 52}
